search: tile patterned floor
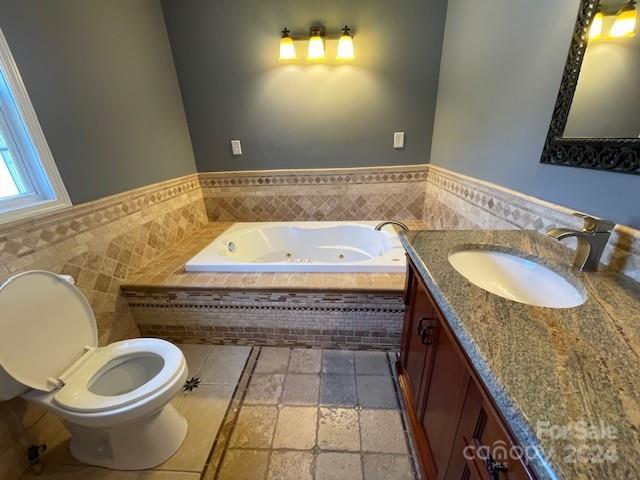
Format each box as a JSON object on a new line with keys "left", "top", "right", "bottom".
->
{"left": 20, "top": 346, "right": 418, "bottom": 480}
{"left": 204, "top": 347, "right": 419, "bottom": 480}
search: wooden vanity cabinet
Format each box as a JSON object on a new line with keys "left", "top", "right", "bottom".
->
{"left": 398, "top": 258, "right": 534, "bottom": 480}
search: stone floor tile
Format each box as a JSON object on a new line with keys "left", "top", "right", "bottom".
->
{"left": 362, "top": 454, "right": 414, "bottom": 480}
{"left": 315, "top": 452, "right": 363, "bottom": 480}
{"left": 218, "top": 449, "right": 269, "bottom": 480}
{"left": 360, "top": 410, "right": 408, "bottom": 454}
{"left": 1, "top": 438, "right": 30, "bottom": 480}
{"left": 39, "top": 427, "right": 80, "bottom": 466}
{"left": 354, "top": 351, "right": 390, "bottom": 375}
{"left": 244, "top": 374, "right": 285, "bottom": 404}
{"left": 199, "top": 346, "right": 251, "bottom": 385}
{"left": 317, "top": 408, "right": 360, "bottom": 451}
{"left": 272, "top": 406, "right": 317, "bottom": 449}
{"left": 178, "top": 344, "right": 213, "bottom": 376}
{"left": 0, "top": 405, "right": 23, "bottom": 455}
{"left": 159, "top": 384, "right": 235, "bottom": 471}
{"left": 289, "top": 348, "right": 322, "bottom": 374}
{"left": 320, "top": 375, "right": 357, "bottom": 406}
{"left": 267, "top": 450, "right": 313, "bottom": 480}
{"left": 34, "top": 465, "right": 140, "bottom": 479}
{"left": 322, "top": 350, "right": 355, "bottom": 374}
{"left": 27, "top": 411, "right": 67, "bottom": 454}
{"left": 281, "top": 374, "right": 320, "bottom": 405}
{"left": 356, "top": 376, "right": 398, "bottom": 409}
{"left": 139, "top": 471, "right": 200, "bottom": 479}
{"left": 255, "top": 347, "right": 290, "bottom": 373}
{"left": 229, "top": 405, "right": 278, "bottom": 448}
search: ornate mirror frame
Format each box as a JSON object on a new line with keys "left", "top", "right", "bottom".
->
{"left": 540, "top": 0, "right": 640, "bottom": 175}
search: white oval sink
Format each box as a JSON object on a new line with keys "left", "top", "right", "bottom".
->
{"left": 448, "top": 249, "right": 586, "bottom": 308}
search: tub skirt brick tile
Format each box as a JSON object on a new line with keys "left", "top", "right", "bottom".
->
{"left": 123, "top": 289, "right": 404, "bottom": 350}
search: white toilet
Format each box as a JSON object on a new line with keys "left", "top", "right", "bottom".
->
{"left": 0, "top": 270, "right": 189, "bottom": 470}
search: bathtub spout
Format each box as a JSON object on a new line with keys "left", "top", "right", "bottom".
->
{"left": 374, "top": 221, "right": 408, "bottom": 232}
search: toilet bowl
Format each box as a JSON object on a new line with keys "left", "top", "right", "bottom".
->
{"left": 0, "top": 270, "right": 189, "bottom": 470}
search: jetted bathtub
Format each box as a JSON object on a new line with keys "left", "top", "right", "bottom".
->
{"left": 185, "top": 221, "right": 406, "bottom": 273}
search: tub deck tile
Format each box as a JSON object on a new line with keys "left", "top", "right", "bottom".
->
{"left": 123, "top": 221, "right": 426, "bottom": 292}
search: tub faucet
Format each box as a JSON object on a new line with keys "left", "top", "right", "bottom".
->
{"left": 546, "top": 213, "right": 615, "bottom": 272}
{"left": 375, "top": 221, "right": 408, "bottom": 232}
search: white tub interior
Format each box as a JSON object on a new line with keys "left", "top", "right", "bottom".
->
{"left": 185, "top": 221, "right": 406, "bottom": 272}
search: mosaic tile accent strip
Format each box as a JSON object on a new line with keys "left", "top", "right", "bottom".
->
{"left": 425, "top": 165, "right": 640, "bottom": 282}
{"left": 199, "top": 165, "right": 428, "bottom": 222}
{"left": 124, "top": 289, "right": 404, "bottom": 350}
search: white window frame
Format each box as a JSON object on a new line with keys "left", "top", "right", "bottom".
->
{"left": 0, "top": 27, "right": 70, "bottom": 224}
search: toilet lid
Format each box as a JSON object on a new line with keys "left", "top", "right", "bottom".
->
{"left": 0, "top": 271, "right": 98, "bottom": 392}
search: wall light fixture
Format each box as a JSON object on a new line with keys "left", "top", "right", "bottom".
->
{"left": 336, "top": 26, "right": 355, "bottom": 60}
{"left": 279, "top": 28, "right": 297, "bottom": 61}
{"left": 307, "top": 27, "right": 326, "bottom": 60}
{"left": 278, "top": 25, "right": 355, "bottom": 62}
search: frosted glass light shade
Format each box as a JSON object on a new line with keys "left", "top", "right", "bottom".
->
{"left": 279, "top": 37, "right": 296, "bottom": 61}
{"left": 307, "top": 35, "right": 325, "bottom": 60}
{"left": 589, "top": 11, "right": 604, "bottom": 39}
{"left": 610, "top": 6, "right": 637, "bottom": 38}
{"left": 336, "top": 34, "right": 355, "bottom": 60}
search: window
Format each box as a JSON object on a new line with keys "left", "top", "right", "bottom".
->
{"left": 0, "top": 27, "right": 69, "bottom": 224}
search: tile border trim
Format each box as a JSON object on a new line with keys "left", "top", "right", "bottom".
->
{"left": 0, "top": 173, "right": 201, "bottom": 234}
{"left": 199, "top": 164, "right": 429, "bottom": 188}
{"left": 427, "top": 165, "right": 640, "bottom": 245}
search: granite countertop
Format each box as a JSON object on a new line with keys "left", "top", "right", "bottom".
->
{"left": 401, "top": 230, "right": 640, "bottom": 480}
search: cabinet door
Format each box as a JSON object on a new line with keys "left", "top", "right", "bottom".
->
{"left": 404, "top": 280, "right": 439, "bottom": 412}
{"left": 446, "top": 381, "right": 532, "bottom": 480}
{"left": 422, "top": 325, "right": 471, "bottom": 480}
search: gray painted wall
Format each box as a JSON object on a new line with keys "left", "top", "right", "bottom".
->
{"left": 161, "top": 0, "right": 447, "bottom": 172}
{"left": 0, "top": 0, "right": 196, "bottom": 204}
{"left": 430, "top": 0, "right": 640, "bottom": 228}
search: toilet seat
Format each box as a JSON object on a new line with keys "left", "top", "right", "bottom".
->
{"left": 53, "top": 338, "right": 185, "bottom": 413}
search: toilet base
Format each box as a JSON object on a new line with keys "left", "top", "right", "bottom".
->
{"left": 64, "top": 403, "right": 188, "bottom": 470}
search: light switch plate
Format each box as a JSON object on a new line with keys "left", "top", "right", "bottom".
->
{"left": 231, "top": 140, "right": 242, "bottom": 155}
{"left": 393, "top": 132, "right": 405, "bottom": 149}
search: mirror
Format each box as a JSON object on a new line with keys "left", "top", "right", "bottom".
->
{"left": 565, "top": 0, "right": 640, "bottom": 138}
{"left": 541, "top": 0, "right": 640, "bottom": 174}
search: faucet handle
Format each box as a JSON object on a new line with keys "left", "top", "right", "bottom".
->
{"left": 572, "top": 213, "right": 615, "bottom": 233}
